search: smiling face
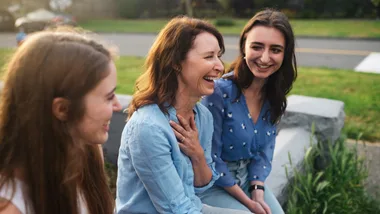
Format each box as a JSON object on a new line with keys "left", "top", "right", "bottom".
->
{"left": 73, "top": 61, "right": 122, "bottom": 145}
{"left": 178, "top": 32, "right": 224, "bottom": 98}
{"left": 244, "top": 25, "right": 285, "bottom": 80}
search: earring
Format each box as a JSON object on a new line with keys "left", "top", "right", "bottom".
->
{"left": 243, "top": 56, "right": 246, "bottom": 60}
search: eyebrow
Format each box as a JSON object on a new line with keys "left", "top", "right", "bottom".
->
{"left": 250, "top": 42, "right": 284, "bottom": 49}
{"left": 202, "top": 50, "right": 222, "bottom": 55}
{"left": 107, "top": 87, "right": 117, "bottom": 96}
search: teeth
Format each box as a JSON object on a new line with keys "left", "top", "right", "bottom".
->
{"left": 257, "top": 64, "right": 270, "bottom": 69}
{"left": 204, "top": 76, "right": 218, "bottom": 81}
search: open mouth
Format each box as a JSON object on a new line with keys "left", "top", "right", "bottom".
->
{"left": 255, "top": 62, "right": 272, "bottom": 69}
{"left": 203, "top": 76, "right": 218, "bottom": 83}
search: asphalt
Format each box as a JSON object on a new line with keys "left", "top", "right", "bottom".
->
{"left": 1, "top": 32, "right": 380, "bottom": 70}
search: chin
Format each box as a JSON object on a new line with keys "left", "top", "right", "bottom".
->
{"left": 201, "top": 89, "right": 214, "bottom": 96}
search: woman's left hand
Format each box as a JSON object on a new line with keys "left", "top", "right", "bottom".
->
{"left": 251, "top": 190, "right": 272, "bottom": 214}
{"left": 169, "top": 114, "right": 204, "bottom": 160}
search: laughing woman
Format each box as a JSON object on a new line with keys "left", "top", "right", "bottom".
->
{"left": 116, "top": 17, "right": 251, "bottom": 214}
{"left": 200, "top": 9, "right": 297, "bottom": 214}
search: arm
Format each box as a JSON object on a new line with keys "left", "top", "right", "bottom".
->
{"left": 248, "top": 126, "right": 277, "bottom": 214}
{"left": 127, "top": 122, "right": 201, "bottom": 214}
{"left": 201, "top": 87, "right": 236, "bottom": 188}
{"left": 248, "top": 126, "right": 276, "bottom": 183}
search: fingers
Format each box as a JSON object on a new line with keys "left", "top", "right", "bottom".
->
{"left": 169, "top": 120, "right": 187, "bottom": 137}
{"left": 177, "top": 114, "right": 191, "bottom": 131}
{"left": 171, "top": 126, "right": 186, "bottom": 143}
{"left": 259, "top": 201, "right": 271, "bottom": 214}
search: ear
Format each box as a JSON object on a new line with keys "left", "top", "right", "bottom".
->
{"left": 52, "top": 97, "right": 70, "bottom": 121}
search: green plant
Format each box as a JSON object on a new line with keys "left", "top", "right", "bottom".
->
{"left": 285, "top": 135, "right": 380, "bottom": 214}
{"left": 214, "top": 18, "right": 235, "bottom": 27}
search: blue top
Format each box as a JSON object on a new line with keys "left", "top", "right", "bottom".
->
{"left": 16, "top": 32, "right": 26, "bottom": 43}
{"left": 201, "top": 76, "right": 276, "bottom": 187}
{"left": 116, "top": 103, "right": 219, "bottom": 214}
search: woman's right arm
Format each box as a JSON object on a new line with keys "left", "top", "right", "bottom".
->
{"left": 123, "top": 122, "right": 201, "bottom": 214}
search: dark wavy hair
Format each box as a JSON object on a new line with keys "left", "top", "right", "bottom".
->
{"left": 227, "top": 8, "right": 297, "bottom": 124}
{"left": 128, "top": 16, "right": 225, "bottom": 118}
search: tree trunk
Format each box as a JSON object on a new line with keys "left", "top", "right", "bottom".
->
{"left": 185, "top": 0, "right": 193, "bottom": 17}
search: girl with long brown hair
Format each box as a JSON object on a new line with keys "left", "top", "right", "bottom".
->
{"left": 0, "top": 29, "right": 121, "bottom": 214}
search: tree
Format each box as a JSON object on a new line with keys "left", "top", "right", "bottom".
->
{"left": 372, "top": 0, "right": 380, "bottom": 19}
{"left": 184, "top": 0, "right": 193, "bottom": 17}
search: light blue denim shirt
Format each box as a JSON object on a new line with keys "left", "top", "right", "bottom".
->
{"left": 116, "top": 103, "right": 219, "bottom": 214}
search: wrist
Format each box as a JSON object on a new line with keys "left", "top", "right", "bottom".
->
{"left": 248, "top": 184, "right": 265, "bottom": 194}
{"left": 190, "top": 150, "right": 205, "bottom": 163}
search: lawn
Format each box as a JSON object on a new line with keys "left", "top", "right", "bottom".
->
{"left": 79, "top": 19, "right": 380, "bottom": 39}
{"left": 1, "top": 49, "right": 379, "bottom": 141}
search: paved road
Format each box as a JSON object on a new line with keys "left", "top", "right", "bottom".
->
{"left": 1, "top": 33, "right": 380, "bottom": 70}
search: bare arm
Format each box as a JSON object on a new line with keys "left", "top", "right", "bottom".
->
{"left": 223, "top": 185, "right": 266, "bottom": 214}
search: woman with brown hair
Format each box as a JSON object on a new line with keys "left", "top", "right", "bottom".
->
{"left": 199, "top": 9, "right": 297, "bottom": 214}
{"left": 0, "top": 29, "right": 122, "bottom": 214}
{"left": 116, "top": 16, "right": 251, "bottom": 214}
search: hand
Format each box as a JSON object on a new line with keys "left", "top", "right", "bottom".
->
{"left": 247, "top": 200, "right": 266, "bottom": 214}
{"left": 251, "top": 190, "right": 271, "bottom": 214}
{"left": 169, "top": 114, "right": 204, "bottom": 160}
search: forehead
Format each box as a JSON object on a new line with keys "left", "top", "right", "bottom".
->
{"left": 191, "top": 32, "right": 220, "bottom": 51}
{"left": 245, "top": 26, "right": 285, "bottom": 46}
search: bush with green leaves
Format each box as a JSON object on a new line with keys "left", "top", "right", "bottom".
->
{"left": 285, "top": 136, "right": 380, "bottom": 214}
{"left": 214, "top": 18, "right": 235, "bottom": 27}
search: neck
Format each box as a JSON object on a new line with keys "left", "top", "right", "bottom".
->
{"left": 244, "top": 77, "right": 266, "bottom": 98}
{"left": 173, "top": 88, "right": 199, "bottom": 120}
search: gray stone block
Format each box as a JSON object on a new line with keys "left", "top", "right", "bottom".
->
{"left": 266, "top": 127, "right": 317, "bottom": 204}
{"left": 279, "top": 95, "right": 345, "bottom": 142}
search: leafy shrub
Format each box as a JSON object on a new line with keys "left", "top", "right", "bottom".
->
{"left": 214, "top": 18, "right": 235, "bottom": 27}
{"left": 285, "top": 136, "right": 380, "bottom": 214}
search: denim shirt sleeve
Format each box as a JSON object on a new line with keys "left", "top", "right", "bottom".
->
{"left": 194, "top": 107, "right": 220, "bottom": 193}
{"left": 201, "top": 86, "right": 236, "bottom": 187}
{"left": 126, "top": 121, "right": 201, "bottom": 214}
{"left": 248, "top": 126, "right": 276, "bottom": 182}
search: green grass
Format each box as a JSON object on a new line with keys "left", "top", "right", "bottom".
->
{"left": 1, "top": 50, "right": 379, "bottom": 141}
{"left": 285, "top": 136, "right": 380, "bottom": 213}
{"left": 79, "top": 19, "right": 380, "bottom": 39}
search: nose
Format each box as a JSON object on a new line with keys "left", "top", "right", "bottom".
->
{"left": 113, "top": 96, "right": 122, "bottom": 112}
{"left": 214, "top": 58, "right": 224, "bottom": 74}
{"left": 260, "top": 49, "right": 270, "bottom": 63}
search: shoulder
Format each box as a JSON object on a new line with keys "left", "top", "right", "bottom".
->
{"left": 128, "top": 104, "right": 168, "bottom": 128}
{"left": 0, "top": 202, "right": 22, "bottom": 214}
{"left": 0, "top": 178, "right": 27, "bottom": 214}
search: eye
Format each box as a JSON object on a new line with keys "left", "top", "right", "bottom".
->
{"left": 272, "top": 48, "right": 282, "bottom": 54}
{"left": 107, "top": 94, "right": 115, "bottom": 101}
{"left": 251, "top": 46, "right": 262, "bottom": 51}
{"left": 205, "top": 55, "right": 213, "bottom": 59}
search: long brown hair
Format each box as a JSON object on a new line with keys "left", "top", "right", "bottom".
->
{"left": 128, "top": 16, "right": 225, "bottom": 118}
{"left": 228, "top": 8, "right": 297, "bottom": 124}
{"left": 0, "top": 29, "right": 115, "bottom": 214}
